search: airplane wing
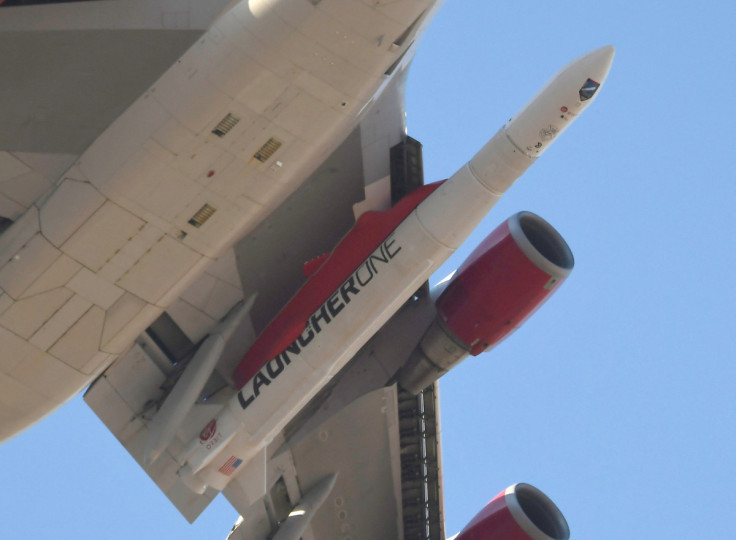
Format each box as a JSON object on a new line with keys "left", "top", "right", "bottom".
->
{"left": 85, "top": 343, "right": 444, "bottom": 539}
{"left": 0, "top": 0, "right": 436, "bottom": 440}
{"left": 2, "top": 1, "right": 614, "bottom": 538}
{"left": 83, "top": 62, "right": 445, "bottom": 538}
{"left": 223, "top": 383, "right": 443, "bottom": 540}
{"left": 0, "top": 0, "right": 232, "bottom": 221}
{"left": 0, "top": 0, "right": 234, "bottom": 437}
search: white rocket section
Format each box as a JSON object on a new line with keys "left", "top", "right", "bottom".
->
{"left": 176, "top": 46, "right": 615, "bottom": 493}
{"left": 179, "top": 230, "right": 437, "bottom": 489}
{"left": 417, "top": 46, "right": 615, "bottom": 250}
{"left": 504, "top": 46, "right": 615, "bottom": 158}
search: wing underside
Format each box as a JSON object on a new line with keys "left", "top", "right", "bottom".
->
{"left": 83, "top": 58, "right": 445, "bottom": 538}
{"left": 85, "top": 334, "right": 444, "bottom": 540}
{"left": 0, "top": 0, "right": 233, "bottom": 223}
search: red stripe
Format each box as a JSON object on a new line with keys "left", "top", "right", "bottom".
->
{"left": 232, "top": 181, "right": 443, "bottom": 388}
{"left": 303, "top": 252, "right": 331, "bottom": 277}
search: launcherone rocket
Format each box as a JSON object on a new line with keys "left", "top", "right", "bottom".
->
{"left": 142, "top": 46, "right": 615, "bottom": 501}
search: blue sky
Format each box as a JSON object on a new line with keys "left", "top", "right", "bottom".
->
{"left": 3, "top": 2, "right": 736, "bottom": 539}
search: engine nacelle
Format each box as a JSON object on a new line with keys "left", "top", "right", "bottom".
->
{"left": 397, "top": 212, "right": 573, "bottom": 394}
{"left": 437, "top": 211, "right": 573, "bottom": 354}
{"left": 454, "top": 483, "right": 569, "bottom": 540}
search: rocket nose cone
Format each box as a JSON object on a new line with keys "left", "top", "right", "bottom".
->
{"left": 598, "top": 44, "right": 616, "bottom": 59}
{"left": 577, "top": 45, "right": 616, "bottom": 86}
{"left": 590, "top": 44, "right": 615, "bottom": 71}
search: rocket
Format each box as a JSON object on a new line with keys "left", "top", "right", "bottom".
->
{"left": 166, "top": 46, "right": 615, "bottom": 492}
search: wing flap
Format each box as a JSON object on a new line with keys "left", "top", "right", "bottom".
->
{"left": 224, "top": 385, "right": 406, "bottom": 540}
{"left": 84, "top": 342, "right": 221, "bottom": 522}
{"left": 290, "top": 385, "right": 404, "bottom": 540}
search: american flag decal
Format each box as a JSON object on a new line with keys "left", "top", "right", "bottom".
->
{"left": 218, "top": 456, "right": 243, "bottom": 476}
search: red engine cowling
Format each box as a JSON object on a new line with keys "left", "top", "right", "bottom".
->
{"left": 455, "top": 483, "right": 570, "bottom": 540}
{"left": 397, "top": 212, "right": 573, "bottom": 394}
{"left": 438, "top": 211, "right": 573, "bottom": 355}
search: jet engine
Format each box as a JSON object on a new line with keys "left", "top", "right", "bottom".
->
{"left": 397, "top": 212, "right": 573, "bottom": 393}
{"left": 454, "top": 483, "right": 569, "bottom": 540}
